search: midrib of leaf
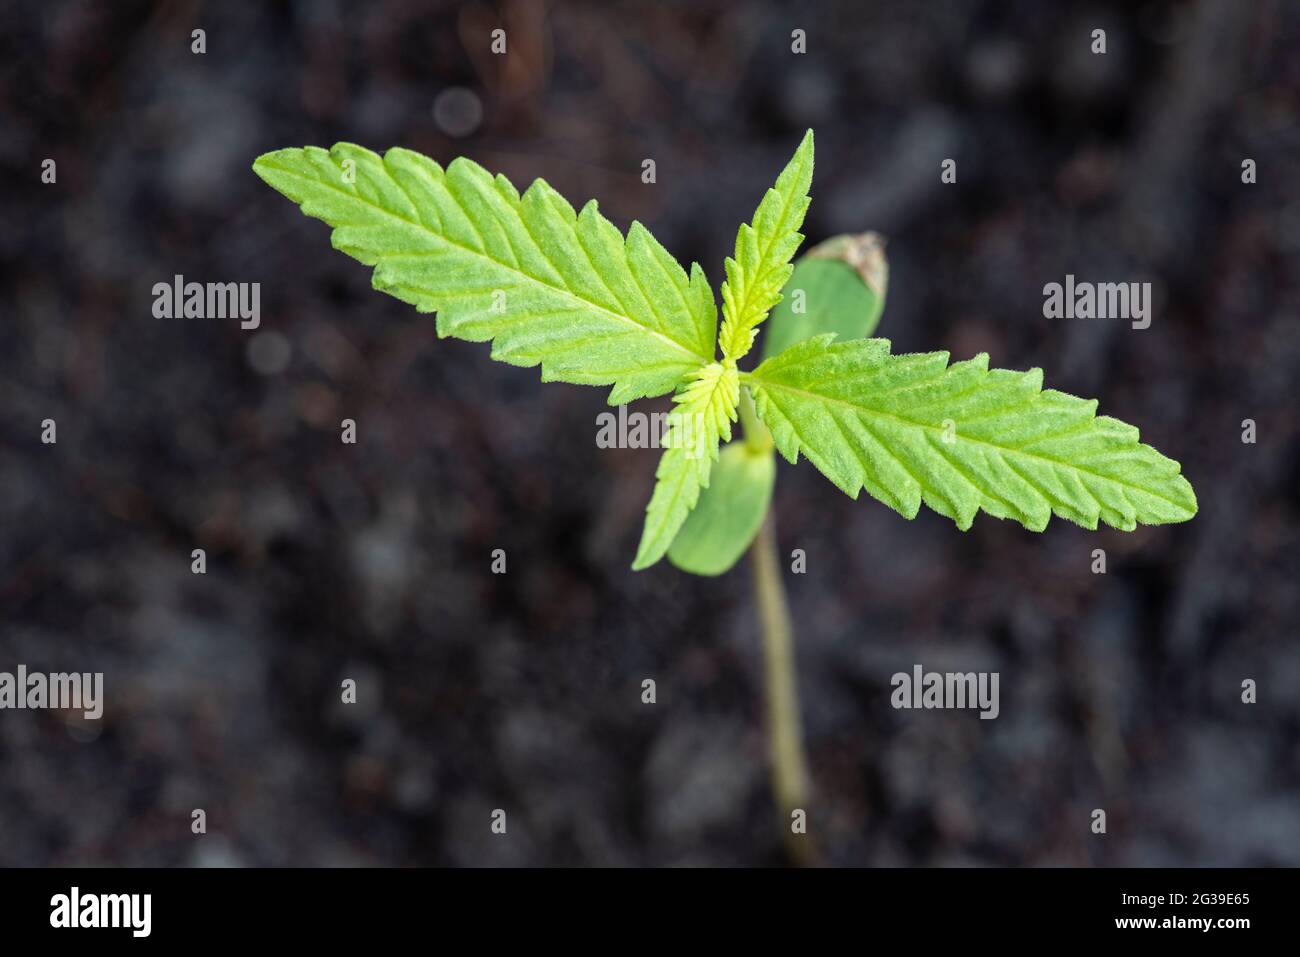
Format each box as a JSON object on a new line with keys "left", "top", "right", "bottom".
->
{"left": 262, "top": 159, "right": 713, "bottom": 367}
{"left": 744, "top": 199, "right": 799, "bottom": 305}
{"left": 743, "top": 372, "right": 1190, "bottom": 510}
{"left": 721, "top": 138, "right": 813, "bottom": 356}
{"left": 749, "top": 151, "right": 811, "bottom": 291}
{"left": 645, "top": 465, "right": 692, "bottom": 551}
{"left": 632, "top": 360, "right": 739, "bottom": 569}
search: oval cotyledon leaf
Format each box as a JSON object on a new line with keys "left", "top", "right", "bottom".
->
{"left": 668, "top": 441, "right": 777, "bottom": 576}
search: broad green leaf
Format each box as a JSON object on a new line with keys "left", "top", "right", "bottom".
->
{"left": 633, "top": 361, "right": 740, "bottom": 570}
{"left": 761, "top": 232, "right": 889, "bottom": 361}
{"left": 668, "top": 441, "right": 776, "bottom": 576}
{"left": 717, "top": 130, "right": 814, "bottom": 362}
{"left": 253, "top": 144, "right": 716, "bottom": 404}
{"left": 746, "top": 335, "right": 1197, "bottom": 532}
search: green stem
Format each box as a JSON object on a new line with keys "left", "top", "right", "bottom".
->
{"left": 738, "top": 387, "right": 773, "bottom": 453}
{"left": 739, "top": 386, "right": 813, "bottom": 864}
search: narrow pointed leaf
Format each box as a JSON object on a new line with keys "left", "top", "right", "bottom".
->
{"left": 633, "top": 362, "right": 740, "bottom": 569}
{"left": 718, "top": 130, "right": 814, "bottom": 362}
{"left": 747, "top": 335, "right": 1197, "bottom": 532}
{"left": 253, "top": 144, "right": 717, "bottom": 404}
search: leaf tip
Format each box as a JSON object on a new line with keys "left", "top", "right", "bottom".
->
{"left": 630, "top": 547, "right": 659, "bottom": 572}
{"left": 251, "top": 148, "right": 296, "bottom": 181}
{"left": 799, "top": 128, "right": 814, "bottom": 156}
{"left": 1170, "top": 472, "right": 1199, "bottom": 522}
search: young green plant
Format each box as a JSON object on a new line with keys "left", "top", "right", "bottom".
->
{"left": 253, "top": 131, "right": 1197, "bottom": 857}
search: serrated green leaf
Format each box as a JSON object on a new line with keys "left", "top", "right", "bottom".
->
{"left": 761, "top": 232, "right": 889, "bottom": 360}
{"left": 633, "top": 361, "right": 740, "bottom": 570}
{"left": 668, "top": 441, "right": 776, "bottom": 576}
{"left": 253, "top": 144, "right": 716, "bottom": 404}
{"left": 718, "top": 130, "right": 814, "bottom": 362}
{"left": 746, "top": 335, "right": 1197, "bottom": 532}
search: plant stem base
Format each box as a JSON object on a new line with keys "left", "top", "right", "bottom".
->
{"left": 750, "top": 512, "right": 818, "bottom": 867}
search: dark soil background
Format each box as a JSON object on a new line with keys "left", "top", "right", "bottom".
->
{"left": 1, "top": 0, "right": 1298, "bottom": 866}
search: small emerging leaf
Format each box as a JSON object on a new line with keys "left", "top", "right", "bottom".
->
{"left": 761, "top": 232, "right": 888, "bottom": 360}
{"left": 746, "top": 335, "right": 1197, "bottom": 532}
{"left": 718, "top": 131, "right": 814, "bottom": 362}
{"left": 668, "top": 441, "right": 776, "bottom": 576}
{"left": 253, "top": 144, "right": 717, "bottom": 405}
{"left": 633, "top": 362, "right": 740, "bottom": 570}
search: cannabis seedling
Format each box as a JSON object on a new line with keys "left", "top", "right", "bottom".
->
{"left": 254, "top": 131, "right": 1197, "bottom": 856}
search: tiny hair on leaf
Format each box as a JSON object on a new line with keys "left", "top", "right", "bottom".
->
{"left": 253, "top": 143, "right": 716, "bottom": 406}
{"left": 253, "top": 129, "right": 1196, "bottom": 573}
